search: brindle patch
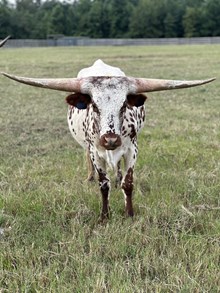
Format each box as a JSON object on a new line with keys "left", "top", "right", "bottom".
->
{"left": 128, "top": 124, "right": 136, "bottom": 139}
{"left": 122, "top": 167, "right": 134, "bottom": 217}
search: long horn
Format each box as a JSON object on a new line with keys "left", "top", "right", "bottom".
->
{"left": 2, "top": 72, "right": 82, "bottom": 92}
{"left": 132, "top": 77, "right": 215, "bottom": 93}
{"left": 0, "top": 36, "right": 10, "bottom": 47}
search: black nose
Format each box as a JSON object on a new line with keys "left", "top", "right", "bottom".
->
{"left": 100, "top": 133, "right": 122, "bottom": 150}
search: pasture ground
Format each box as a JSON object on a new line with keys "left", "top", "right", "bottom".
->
{"left": 0, "top": 45, "right": 220, "bottom": 292}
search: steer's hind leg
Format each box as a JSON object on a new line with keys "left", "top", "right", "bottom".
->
{"left": 122, "top": 167, "right": 134, "bottom": 217}
{"left": 121, "top": 145, "right": 137, "bottom": 217}
{"left": 86, "top": 150, "right": 95, "bottom": 181}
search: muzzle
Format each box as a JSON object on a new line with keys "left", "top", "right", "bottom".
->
{"left": 100, "top": 133, "right": 122, "bottom": 150}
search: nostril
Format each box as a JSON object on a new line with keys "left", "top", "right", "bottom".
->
{"left": 104, "top": 137, "right": 117, "bottom": 143}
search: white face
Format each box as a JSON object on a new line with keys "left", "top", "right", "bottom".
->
{"left": 76, "top": 60, "right": 143, "bottom": 141}
{"left": 92, "top": 90, "right": 126, "bottom": 136}
{"left": 83, "top": 77, "right": 129, "bottom": 137}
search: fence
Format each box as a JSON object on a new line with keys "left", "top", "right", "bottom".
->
{"left": 3, "top": 37, "right": 220, "bottom": 48}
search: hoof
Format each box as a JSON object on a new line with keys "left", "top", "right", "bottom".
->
{"left": 98, "top": 213, "right": 109, "bottom": 223}
{"left": 126, "top": 209, "right": 134, "bottom": 218}
{"left": 99, "top": 207, "right": 111, "bottom": 222}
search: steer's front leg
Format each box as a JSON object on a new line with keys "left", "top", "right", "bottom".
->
{"left": 98, "top": 169, "right": 110, "bottom": 220}
{"left": 92, "top": 153, "right": 110, "bottom": 220}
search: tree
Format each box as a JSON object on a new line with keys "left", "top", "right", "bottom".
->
{"left": 85, "top": 0, "right": 111, "bottom": 38}
{"left": 49, "top": 3, "right": 66, "bottom": 34}
{"left": 109, "top": 0, "right": 132, "bottom": 37}
{"left": 1, "top": 0, "right": 220, "bottom": 39}
{"left": 74, "top": 0, "right": 92, "bottom": 36}
{"left": 163, "top": 0, "right": 186, "bottom": 38}
{"left": 164, "top": 13, "right": 176, "bottom": 37}
{"left": 183, "top": 7, "right": 203, "bottom": 37}
{"left": 201, "top": 0, "right": 220, "bottom": 36}
{"left": 129, "top": 0, "right": 165, "bottom": 38}
{"left": 0, "top": 0, "right": 13, "bottom": 38}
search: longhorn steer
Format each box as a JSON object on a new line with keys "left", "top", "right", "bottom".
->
{"left": 2, "top": 60, "right": 215, "bottom": 219}
{"left": 0, "top": 36, "right": 10, "bottom": 47}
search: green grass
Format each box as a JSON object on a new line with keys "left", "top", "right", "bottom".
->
{"left": 0, "top": 45, "right": 220, "bottom": 292}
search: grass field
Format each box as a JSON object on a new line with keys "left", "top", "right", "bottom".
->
{"left": 0, "top": 45, "right": 220, "bottom": 292}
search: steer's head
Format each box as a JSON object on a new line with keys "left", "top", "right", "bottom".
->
{"left": 2, "top": 66, "right": 215, "bottom": 150}
{"left": 65, "top": 76, "right": 147, "bottom": 150}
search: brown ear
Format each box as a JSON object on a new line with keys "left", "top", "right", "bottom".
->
{"left": 127, "top": 94, "right": 147, "bottom": 107}
{"left": 66, "top": 93, "right": 91, "bottom": 109}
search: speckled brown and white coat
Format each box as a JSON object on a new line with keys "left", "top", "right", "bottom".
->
{"left": 67, "top": 60, "right": 146, "bottom": 218}
{"left": 3, "top": 59, "right": 214, "bottom": 220}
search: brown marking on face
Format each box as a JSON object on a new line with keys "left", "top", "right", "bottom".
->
{"left": 92, "top": 103, "right": 100, "bottom": 114}
{"left": 128, "top": 124, "right": 136, "bottom": 139}
{"left": 92, "top": 122, "right": 96, "bottom": 133}
{"left": 140, "top": 106, "right": 145, "bottom": 120}
{"left": 122, "top": 130, "right": 128, "bottom": 136}
{"left": 68, "top": 108, "right": 73, "bottom": 120}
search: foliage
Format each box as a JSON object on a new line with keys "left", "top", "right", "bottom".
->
{"left": 1, "top": 0, "right": 220, "bottom": 39}
{"left": 0, "top": 45, "right": 220, "bottom": 292}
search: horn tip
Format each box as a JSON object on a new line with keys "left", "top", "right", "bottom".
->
{"left": 1, "top": 72, "right": 15, "bottom": 79}
{"left": 205, "top": 77, "right": 216, "bottom": 82}
{"left": 1, "top": 72, "right": 9, "bottom": 77}
{"left": 203, "top": 77, "right": 216, "bottom": 85}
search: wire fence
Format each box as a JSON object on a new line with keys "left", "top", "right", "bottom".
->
{"left": 2, "top": 37, "right": 220, "bottom": 48}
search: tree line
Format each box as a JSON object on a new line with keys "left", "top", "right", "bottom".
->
{"left": 1, "top": 0, "right": 220, "bottom": 39}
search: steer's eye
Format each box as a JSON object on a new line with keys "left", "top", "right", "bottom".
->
{"left": 75, "top": 101, "right": 87, "bottom": 109}
{"left": 66, "top": 93, "right": 91, "bottom": 109}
